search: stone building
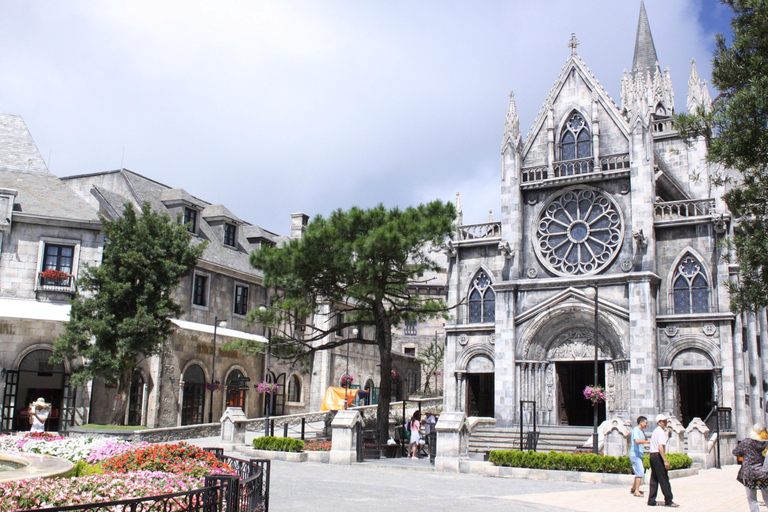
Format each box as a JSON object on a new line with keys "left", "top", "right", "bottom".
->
{"left": 0, "top": 113, "right": 103, "bottom": 431}
{"left": 443, "top": 3, "right": 748, "bottom": 434}
{"left": 61, "top": 169, "right": 277, "bottom": 427}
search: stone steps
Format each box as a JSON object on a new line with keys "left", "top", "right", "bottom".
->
{"left": 468, "top": 425, "right": 595, "bottom": 454}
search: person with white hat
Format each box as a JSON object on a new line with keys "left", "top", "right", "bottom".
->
{"left": 29, "top": 397, "right": 51, "bottom": 433}
{"left": 647, "top": 413, "right": 679, "bottom": 507}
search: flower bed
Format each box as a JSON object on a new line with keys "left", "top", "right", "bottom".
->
{"left": 0, "top": 435, "right": 234, "bottom": 510}
{"left": 303, "top": 439, "right": 332, "bottom": 452}
{"left": 488, "top": 450, "right": 693, "bottom": 474}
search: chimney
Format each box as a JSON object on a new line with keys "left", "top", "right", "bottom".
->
{"left": 291, "top": 212, "right": 309, "bottom": 240}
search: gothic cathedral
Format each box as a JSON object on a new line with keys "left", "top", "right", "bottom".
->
{"left": 443, "top": 3, "right": 747, "bottom": 435}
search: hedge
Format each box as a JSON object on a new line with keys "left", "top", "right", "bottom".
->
{"left": 488, "top": 450, "right": 692, "bottom": 474}
{"left": 252, "top": 436, "right": 305, "bottom": 452}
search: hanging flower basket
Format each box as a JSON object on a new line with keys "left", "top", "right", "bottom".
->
{"left": 340, "top": 375, "right": 354, "bottom": 387}
{"left": 583, "top": 384, "right": 606, "bottom": 404}
{"left": 391, "top": 370, "right": 399, "bottom": 379}
{"left": 257, "top": 381, "right": 279, "bottom": 394}
{"left": 205, "top": 382, "right": 222, "bottom": 392}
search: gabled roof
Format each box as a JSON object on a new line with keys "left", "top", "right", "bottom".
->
{"left": 0, "top": 113, "right": 99, "bottom": 224}
{"left": 521, "top": 54, "right": 629, "bottom": 161}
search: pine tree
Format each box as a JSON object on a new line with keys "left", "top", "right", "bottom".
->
{"left": 250, "top": 200, "right": 455, "bottom": 442}
{"left": 52, "top": 202, "right": 205, "bottom": 425}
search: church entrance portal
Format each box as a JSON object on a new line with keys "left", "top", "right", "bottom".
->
{"left": 466, "top": 373, "right": 494, "bottom": 417}
{"left": 556, "top": 361, "right": 605, "bottom": 426}
{"left": 677, "top": 370, "right": 713, "bottom": 426}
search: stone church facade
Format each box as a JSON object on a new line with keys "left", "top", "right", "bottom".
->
{"left": 444, "top": 3, "right": 747, "bottom": 434}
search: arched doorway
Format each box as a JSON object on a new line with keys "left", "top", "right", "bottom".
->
{"left": 181, "top": 365, "right": 205, "bottom": 425}
{"left": 465, "top": 354, "right": 494, "bottom": 417}
{"left": 226, "top": 369, "right": 247, "bottom": 409}
{"left": 2, "top": 349, "right": 68, "bottom": 432}
{"left": 127, "top": 371, "right": 145, "bottom": 426}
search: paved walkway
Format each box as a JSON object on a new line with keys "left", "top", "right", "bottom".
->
{"left": 185, "top": 436, "right": 749, "bottom": 511}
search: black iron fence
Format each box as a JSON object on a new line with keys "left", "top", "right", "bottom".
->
{"left": 18, "top": 451, "right": 270, "bottom": 512}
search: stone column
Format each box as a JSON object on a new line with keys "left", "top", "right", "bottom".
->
{"left": 494, "top": 285, "right": 517, "bottom": 427}
{"left": 329, "top": 410, "right": 363, "bottom": 465}
{"left": 434, "top": 412, "right": 469, "bottom": 473}
{"left": 747, "top": 312, "right": 761, "bottom": 421}
{"left": 628, "top": 277, "right": 658, "bottom": 420}
{"left": 685, "top": 417, "right": 711, "bottom": 469}
{"left": 661, "top": 370, "right": 673, "bottom": 416}
{"left": 733, "top": 310, "right": 749, "bottom": 437}
{"left": 602, "top": 417, "right": 631, "bottom": 457}
{"left": 665, "top": 416, "right": 685, "bottom": 454}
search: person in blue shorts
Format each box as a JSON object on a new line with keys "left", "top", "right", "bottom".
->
{"left": 630, "top": 415, "right": 649, "bottom": 497}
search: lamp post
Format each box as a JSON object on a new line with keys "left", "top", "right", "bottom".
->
{"left": 208, "top": 317, "right": 226, "bottom": 424}
{"left": 260, "top": 306, "right": 272, "bottom": 438}
{"left": 589, "top": 283, "right": 599, "bottom": 454}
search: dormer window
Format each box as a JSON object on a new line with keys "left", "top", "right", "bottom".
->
{"left": 224, "top": 223, "right": 237, "bottom": 247}
{"left": 184, "top": 207, "right": 198, "bottom": 234}
{"left": 560, "top": 112, "right": 592, "bottom": 161}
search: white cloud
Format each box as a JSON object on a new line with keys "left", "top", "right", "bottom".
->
{"left": 0, "top": 0, "right": 727, "bottom": 233}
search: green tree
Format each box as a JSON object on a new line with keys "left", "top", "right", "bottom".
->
{"left": 416, "top": 338, "right": 444, "bottom": 396}
{"left": 250, "top": 201, "right": 455, "bottom": 440}
{"left": 674, "top": 0, "right": 768, "bottom": 311}
{"left": 52, "top": 202, "right": 205, "bottom": 425}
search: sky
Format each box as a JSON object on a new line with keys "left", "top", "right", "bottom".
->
{"left": 0, "top": 0, "right": 734, "bottom": 235}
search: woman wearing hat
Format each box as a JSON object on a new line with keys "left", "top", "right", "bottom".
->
{"left": 733, "top": 423, "right": 768, "bottom": 512}
{"left": 29, "top": 397, "right": 51, "bottom": 433}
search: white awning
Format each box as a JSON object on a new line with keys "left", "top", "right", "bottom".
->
{"left": 0, "top": 298, "right": 70, "bottom": 322}
{"left": 170, "top": 318, "right": 267, "bottom": 344}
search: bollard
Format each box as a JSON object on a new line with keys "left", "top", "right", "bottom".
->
{"left": 283, "top": 423, "right": 288, "bottom": 438}
{"left": 301, "top": 418, "right": 306, "bottom": 441}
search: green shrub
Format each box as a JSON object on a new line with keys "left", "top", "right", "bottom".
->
{"left": 252, "top": 436, "right": 305, "bottom": 452}
{"left": 64, "top": 460, "right": 105, "bottom": 478}
{"left": 488, "top": 449, "right": 693, "bottom": 474}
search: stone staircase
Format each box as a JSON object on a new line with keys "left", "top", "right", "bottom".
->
{"left": 468, "top": 425, "right": 596, "bottom": 454}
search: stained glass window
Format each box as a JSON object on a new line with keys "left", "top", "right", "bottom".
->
{"left": 468, "top": 270, "right": 495, "bottom": 323}
{"left": 560, "top": 112, "right": 592, "bottom": 161}
{"left": 673, "top": 255, "right": 709, "bottom": 314}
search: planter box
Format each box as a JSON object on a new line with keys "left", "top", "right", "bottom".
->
{"left": 464, "top": 461, "right": 698, "bottom": 484}
{"left": 237, "top": 447, "right": 308, "bottom": 463}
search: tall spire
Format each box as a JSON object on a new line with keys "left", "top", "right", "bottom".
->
{"left": 632, "top": 1, "right": 659, "bottom": 76}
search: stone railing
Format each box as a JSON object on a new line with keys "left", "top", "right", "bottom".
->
{"left": 458, "top": 222, "right": 501, "bottom": 241}
{"left": 652, "top": 118, "right": 676, "bottom": 134}
{"left": 520, "top": 153, "right": 630, "bottom": 185}
{"left": 654, "top": 198, "right": 715, "bottom": 221}
{"left": 65, "top": 422, "right": 221, "bottom": 443}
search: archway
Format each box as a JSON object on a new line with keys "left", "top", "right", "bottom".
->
{"left": 3, "top": 349, "right": 67, "bottom": 432}
{"left": 181, "top": 365, "right": 205, "bottom": 425}
{"left": 465, "top": 354, "right": 494, "bottom": 418}
{"left": 226, "top": 369, "right": 247, "bottom": 410}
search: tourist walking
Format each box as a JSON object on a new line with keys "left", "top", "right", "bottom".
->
{"left": 630, "top": 415, "right": 649, "bottom": 497}
{"left": 733, "top": 423, "right": 768, "bottom": 512}
{"left": 29, "top": 397, "right": 51, "bottom": 433}
{"left": 647, "top": 413, "right": 678, "bottom": 507}
{"left": 408, "top": 411, "right": 421, "bottom": 459}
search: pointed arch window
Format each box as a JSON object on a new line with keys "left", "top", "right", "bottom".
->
{"left": 468, "top": 270, "right": 495, "bottom": 323}
{"left": 673, "top": 255, "right": 709, "bottom": 314}
{"left": 560, "top": 112, "right": 592, "bottom": 161}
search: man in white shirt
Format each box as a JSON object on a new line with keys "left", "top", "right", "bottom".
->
{"left": 647, "top": 413, "right": 679, "bottom": 507}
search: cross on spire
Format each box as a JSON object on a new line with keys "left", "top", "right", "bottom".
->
{"left": 568, "top": 33, "right": 579, "bottom": 55}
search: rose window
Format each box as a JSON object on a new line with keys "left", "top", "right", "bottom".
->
{"left": 535, "top": 187, "right": 624, "bottom": 276}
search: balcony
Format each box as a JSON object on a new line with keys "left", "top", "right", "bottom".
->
{"left": 457, "top": 222, "right": 501, "bottom": 243}
{"left": 36, "top": 271, "right": 76, "bottom": 293}
{"left": 520, "top": 153, "right": 630, "bottom": 188}
{"left": 654, "top": 199, "right": 716, "bottom": 227}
